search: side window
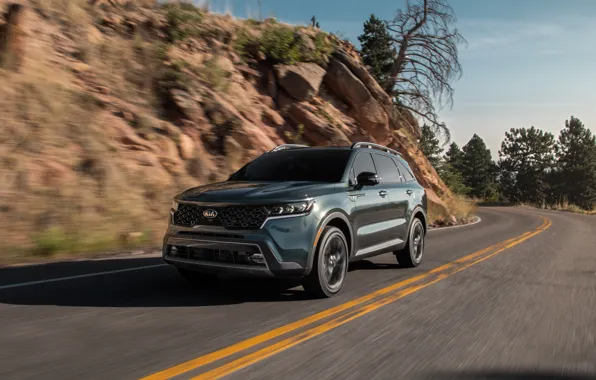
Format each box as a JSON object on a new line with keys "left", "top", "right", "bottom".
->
{"left": 393, "top": 158, "right": 416, "bottom": 182}
{"left": 373, "top": 153, "right": 401, "bottom": 183}
{"left": 352, "top": 152, "right": 376, "bottom": 180}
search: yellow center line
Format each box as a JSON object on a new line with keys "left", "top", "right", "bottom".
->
{"left": 141, "top": 217, "right": 551, "bottom": 380}
{"left": 191, "top": 216, "right": 552, "bottom": 380}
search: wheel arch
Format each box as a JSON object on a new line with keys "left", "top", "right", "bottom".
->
{"left": 410, "top": 206, "right": 428, "bottom": 235}
{"left": 305, "top": 210, "right": 353, "bottom": 276}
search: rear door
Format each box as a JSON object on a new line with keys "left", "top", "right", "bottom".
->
{"left": 347, "top": 152, "right": 391, "bottom": 257}
{"left": 392, "top": 157, "right": 421, "bottom": 238}
{"left": 372, "top": 153, "right": 409, "bottom": 245}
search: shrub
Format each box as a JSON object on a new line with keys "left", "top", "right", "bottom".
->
{"left": 234, "top": 22, "right": 335, "bottom": 65}
{"left": 284, "top": 124, "right": 305, "bottom": 144}
{"left": 32, "top": 227, "right": 71, "bottom": 256}
{"left": 259, "top": 24, "right": 302, "bottom": 64}
{"left": 163, "top": 3, "right": 204, "bottom": 42}
{"left": 308, "top": 31, "right": 334, "bottom": 65}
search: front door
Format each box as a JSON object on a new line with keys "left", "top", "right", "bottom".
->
{"left": 347, "top": 152, "right": 393, "bottom": 258}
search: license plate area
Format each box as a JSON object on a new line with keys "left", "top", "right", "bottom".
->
{"left": 169, "top": 245, "right": 266, "bottom": 267}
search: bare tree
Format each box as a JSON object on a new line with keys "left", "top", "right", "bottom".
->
{"left": 386, "top": 0, "right": 465, "bottom": 139}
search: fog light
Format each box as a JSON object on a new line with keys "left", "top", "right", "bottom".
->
{"left": 249, "top": 253, "right": 265, "bottom": 264}
{"left": 170, "top": 246, "right": 178, "bottom": 256}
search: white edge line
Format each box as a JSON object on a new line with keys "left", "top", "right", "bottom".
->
{"left": 1, "top": 216, "right": 481, "bottom": 290}
{"left": 0, "top": 264, "right": 168, "bottom": 291}
{"left": 428, "top": 216, "right": 482, "bottom": 233}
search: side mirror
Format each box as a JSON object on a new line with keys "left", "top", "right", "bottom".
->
{"left": 356, "top": 172, "right": 380, "bottom": 187}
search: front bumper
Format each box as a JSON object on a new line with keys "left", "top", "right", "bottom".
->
{"left": 162, "top": 211, "right": 320, "bottom": 278}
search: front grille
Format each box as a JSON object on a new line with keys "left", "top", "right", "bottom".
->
{"left": 173, "top": 204, "right": 269, "bottom": 230}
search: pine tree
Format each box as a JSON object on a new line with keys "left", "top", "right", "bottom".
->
{"left": 436, "top": 142, "right": 469, "bottom": 195}
{"left": 418, "top": 124, "right": 443, "bottom": 168}
{"left": 556, "top": 116, "right": 596, "bottom": 210}
{"left": 460, "top": 134, "right": 494, "bottom": 199}
{"left": 498, "top": 127, "right": 556, "bottom": 205}
{"left": 444, "top": 142, "right": 464, "bottom": 173}
{"left": 439, "top": 162, "right": 471, "bottom": 195}
{"left": 358, "top": 14, "right": 395, "bottom": 93}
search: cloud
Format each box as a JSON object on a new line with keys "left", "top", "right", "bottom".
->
{"left": 460, "top": 17, "right": 596, "bottom": 57}
{"left": 461, "top": 102, "right": 591, "bottom": 108}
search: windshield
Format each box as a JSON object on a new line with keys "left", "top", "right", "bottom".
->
{"left": 229, "top": 149, "right": 352, "bottom": 182}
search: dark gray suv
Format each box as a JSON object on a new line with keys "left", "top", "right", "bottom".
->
{"left": 162, "top": 142, "right": 428, "bottom": 298}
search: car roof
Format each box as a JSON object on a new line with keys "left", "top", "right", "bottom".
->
{"left": 272, "top": 145, "right": 404, "bottom": 160}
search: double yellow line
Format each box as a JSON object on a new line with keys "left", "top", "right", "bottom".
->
{"left": 142, "top": 217, "right": 552, "bottom": 380}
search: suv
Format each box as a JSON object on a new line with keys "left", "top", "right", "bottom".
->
{"left": 162, "top": 142, "right": 428, "bottom": 298}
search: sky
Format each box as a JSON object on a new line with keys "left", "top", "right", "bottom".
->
{"left": 207, "top": 0, "right": 596, "bottom": 159}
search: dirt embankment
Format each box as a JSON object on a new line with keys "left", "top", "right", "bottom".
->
{"left": 0, "top": 0, "right": 463, "bottom": 262}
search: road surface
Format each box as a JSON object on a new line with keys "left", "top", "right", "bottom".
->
{"left": 0, "top": 207, "right": 595, "bottom": 380}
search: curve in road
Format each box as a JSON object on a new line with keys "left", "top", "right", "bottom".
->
{"left": 0, "top": 207, "right": 594, "bottom": 380}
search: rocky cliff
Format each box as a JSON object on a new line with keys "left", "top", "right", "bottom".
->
{"left": 0, "top": 1, "right": 454, "bottom": 259}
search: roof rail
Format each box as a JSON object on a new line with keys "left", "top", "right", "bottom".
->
{"left": 270, "top": 144, "right": 310, "bottom": 152}
{"left": 351, "top": 142, "right": 402, "bottom": 156}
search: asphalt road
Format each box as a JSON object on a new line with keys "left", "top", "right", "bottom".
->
{"left": 1, "top": 207, "right": 595, "bottom": 380}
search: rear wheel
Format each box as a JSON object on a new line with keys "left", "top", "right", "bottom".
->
{"left": 177, "top": 268, "right": 219, "bottom": 284}
{"left": 395, "top": 218, "right": 425, "bottom": 268}
{"left": 302, "top": 226, "right": 349, "bottom": 298}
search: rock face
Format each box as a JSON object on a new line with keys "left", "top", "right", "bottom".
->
{"left": 274, "top": 63, "right": 326, "bottom": 102}
{"left": 324, "top": 59, "right": 391, "bottom": 145}
{"left": 0, "top": 2, "right": 454, "bottom": 256}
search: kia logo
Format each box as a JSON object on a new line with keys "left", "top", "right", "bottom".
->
{"left": 203, "top": 209, "right": 218, "bottom": 219}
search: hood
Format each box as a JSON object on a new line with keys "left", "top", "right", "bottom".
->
{"left": 176, "top": 181, "right": 336, "bottom": 204}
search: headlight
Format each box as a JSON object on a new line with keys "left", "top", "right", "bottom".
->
{"left": 172, "top": 200, "right": 179, "bottom": 211}
{"left": 265, "top": 200, "right": 314, "bottom": 216}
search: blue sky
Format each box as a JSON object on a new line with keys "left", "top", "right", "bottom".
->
{"left": 208, "top": 0, "right": 596, "bottom": 159}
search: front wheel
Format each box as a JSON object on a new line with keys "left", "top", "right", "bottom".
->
{"left": 302, "top": 226, "right": 349, "bottom": 298}
{"left": 395, "top": 218, "right": 425, "bottom": 268}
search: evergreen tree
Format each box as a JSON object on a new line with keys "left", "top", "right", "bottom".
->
{"left": 439, "top": 162, "right": 471, "bottom": 195}
{"left": 444, "top": 142, "right": 464, "bottom": 173}
{"left": 498, "top": 126, "right": 556, "bottom": 205}
{"left": 461, "top": 134, "right": 494, "bottom": 199}
{"left": 419, "top": 124, "right": 443, "bottom": 168}
{"left": 435, "top": 142, "right": 468, "bottom": 195}
{"left": 556, "top": 116, "right": 596, "bottom": 209}
{"left": 358, "top": 14, "right": 395, "bottom": 93}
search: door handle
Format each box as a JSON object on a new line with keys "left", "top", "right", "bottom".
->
{"left": 406, "top": 190, "right": 413, "bottom": 196}
{"left": 379, "top": 190, "right": 388, "bottom": 198}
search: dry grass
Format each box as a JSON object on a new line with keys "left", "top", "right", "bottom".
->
{"left": 0, "top": 1, "right": 193, "bottom": 263}
{"left": 429, "top": 195, "right": 478, "bottom": 225}
{"left": 531, "top": 201, "right": 596, "bottom": 216}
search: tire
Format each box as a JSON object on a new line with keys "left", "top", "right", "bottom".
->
{"left": 395, "top": 217, "right": 425, "bottom": 268}
{"left": 177, "top": 268, "right": 219, "bottom": 285}
{"left": 302, "top": 226, "right": 349, "bottom": 298}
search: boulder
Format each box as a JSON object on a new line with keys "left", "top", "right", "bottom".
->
{"left": 202, "top": 89, "right": 276, "bottom": 153}
{"left": 323, "top": 59, "right": 390, "bottom": 144}
{"left": 178, "top": 133, "right": 195, "bottom": 160}
{"left": 274, "top": 63, "right": 326, "bottom": 102}
{"left": 262, "top": 108, "right": 285, "bottom": 127}
{"left": 333, "top": 51, "right": 421, "bottom": 139}
{"left": 170, "top": 89, "right": 208, "bottom": 124}
{"left": 287, "top": 103, "right": 351, "bottom": 146}
{"left": 224, "top": 137, "right": 244, "bottom": 171}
